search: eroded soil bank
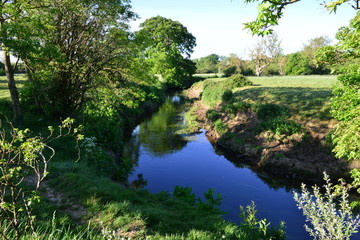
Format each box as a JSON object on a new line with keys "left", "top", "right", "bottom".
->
{"left": 185, "top": 84, "right": 359, "bottom": 183}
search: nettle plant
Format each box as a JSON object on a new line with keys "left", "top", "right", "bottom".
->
{"left": 0, "top": 117, "right": 83, "bottom": 240}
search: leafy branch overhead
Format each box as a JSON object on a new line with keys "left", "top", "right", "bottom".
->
{"left": 242, "top": 0, "right": 360, "bottom": 35}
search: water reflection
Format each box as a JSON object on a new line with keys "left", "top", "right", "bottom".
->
{"left": 124, "top": 94, "right": 309, "bottom": 239}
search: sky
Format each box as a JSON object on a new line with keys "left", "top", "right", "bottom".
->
{"left": 129, "top": 0, "right": 357, "bottom": 59}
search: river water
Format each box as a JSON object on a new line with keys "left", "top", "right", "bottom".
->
{"left": 124, "top": 94, "right": 318, "bottom": 240}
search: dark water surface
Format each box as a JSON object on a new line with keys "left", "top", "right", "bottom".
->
{"left": 124, "top": 95, "right": 311, "bottom": 240}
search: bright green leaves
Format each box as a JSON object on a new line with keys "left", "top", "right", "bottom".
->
{"left": 243, "top": 0, "right": 359, "bottom": 36}
{"left": 0, "top": 118, "right": 82, "bottom": 238}
{"left": 243, "top": 0, "right": 300, "bottom": 36}
{"left": 136, "top": 16, "right": 196, "bottom": 88}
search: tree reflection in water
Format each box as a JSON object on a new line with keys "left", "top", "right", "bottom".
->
{"left": 123, "top": 95, "right": 189, "bottom": 166}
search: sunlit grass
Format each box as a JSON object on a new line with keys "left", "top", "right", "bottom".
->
{"left": 0, "top": 74, "right": 27, "bottom": 99}
{"left": 231, "top": 75, "right": 337, "bottom": 123}
{"left": 248, "top": 75, "right": 337, "bottom": 89}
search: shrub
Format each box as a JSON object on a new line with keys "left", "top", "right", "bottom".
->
{"left": 222, "top": 90, "right": 233, "bottom": 102}
{"left": 294, "top": 172, "right": 360, "bottom": 240}
{"left": 233, "top": 101, "right": 252, "bottom": 112}
{"left": 256, "top": 104, "right": 290, "bottom": 121}
{"left": 222, "top": 65, "right": 237, "bottom": 77}
{"left": 256, "top": 118, "right": 303, "bottom": 136}
{"left": 284, "top": 52, "right": 312, "bottom": 75}
{"left": 206, "top": 109, "right": 221, "bottom": 122}
{"left": 225, "top": 74, "right": 253, "bottom": 89}
{"left": 214, "top": 119, "right": 227, "bottom": 135}
{"left": 329, "top": 72, "right": 360, "bottom": 160}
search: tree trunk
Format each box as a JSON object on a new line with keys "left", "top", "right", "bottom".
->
{"left": 3, "top": 48, "right": 23, "bottom": 123}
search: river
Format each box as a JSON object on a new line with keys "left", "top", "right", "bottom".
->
{"left": 123, "top": 94, "right": 327, "bottom": 240}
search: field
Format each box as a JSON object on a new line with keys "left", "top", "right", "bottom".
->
{"left": 234, "top": 75, "right": 338, "bottom": 123}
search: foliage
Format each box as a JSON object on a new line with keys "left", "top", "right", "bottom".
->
{"left": 0, "top": 118, "right": 82, "bottom": 239}
{"left": 255, "top": 103, "right": 302, "bottom": 136}
{"left": 206, "top": 109, "right": 221, "bottom": 122}
{"left": 257, "top": 118, "right": 303, "bottom": 136}
{"left": 223, "top": 65, "right": 237, "bottom": 77}
{"left": 136, "top": 16, "right": 196, "bottom": 89}
{"left": 173, "top": 186, "right": 223, "bottom": 214}
{"left": 214, "top": 119, "right": 228, "bottom": 135}
{"left": 194, "top": 54, "right": 220, "bottom": 74}
{"left": 325, "top": 13, "right": 360, "bottom": 161}
{"left": 225, "top": 74, "right": 254, "bottom": 88}
{"left": 293, "top": 172, "right": 360, "bottom": 240}
{"left": 249, "top": 33, "right": 282, "bottom": 76}
{"left": 240, "top": 201, "right": 286, "bottom": 240}
{"left": 243, "top": 0, "right": 359, "bottom": 36}
{"left": 256, "top": 104, "right": 289, "bottom": 121}
{"left": 222, "top": 90, "right": 234, "bottom": 102}
{"left": 284, "top": 52, "right": 312, "bottom": 75}
{"left": 16, "top": 0, "right": 137, "bottom": 117}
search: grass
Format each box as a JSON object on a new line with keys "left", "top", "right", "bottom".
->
{"left": 234, "top": 75, "right": 338, "bottom": 122}
{"left": 0, "top": 74, "right": 27, "bottom": 99}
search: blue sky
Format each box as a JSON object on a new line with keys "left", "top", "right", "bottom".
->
{"left": 129, "top": 0, "right": 357, "bottom": 59}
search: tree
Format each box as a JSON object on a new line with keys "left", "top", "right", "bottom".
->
{"left": 302, "top": 36, "right": 332, "bottom": 74}
{"left": 136, "top": 16, "right": 196, "bottom": 89}
{"left": 284, "top": 52, "right": 312, "bottom": 75}
{"left": 0, "top": 0, "right": 31, "bottom": 123}
{"left": 19, "top": 0, "right": 136, "bottom": 116}
{"left": 243, "top": 0, "right": 360, "bottom": 35}
{"left": 249, "top": 33, "right": 282, "bottom": 76}
{"left": 194, "top": 54, "right": 220, "bottom": 73}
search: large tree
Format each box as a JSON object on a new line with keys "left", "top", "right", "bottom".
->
{"left": 136, "top": 16, "right": 196, "bottom": 89}
{"left": 20, "top": 0, "right": 136, "bottom": 116}
{"left": 194, "top": 54, "right": 220, "bottom": 73}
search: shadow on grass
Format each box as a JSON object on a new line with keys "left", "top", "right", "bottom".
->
{"left": 234, "top": 87, "right": 333, "bottom": 120}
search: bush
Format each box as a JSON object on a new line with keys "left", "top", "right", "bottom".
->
{"left": 222, "top": 65, "right": 237, "bottom": 77}
{"left": 225, "top": 74, "right": 253, "bottom": 89}
{"left": 206, "top": 109, "right": 221, "bottom": 122}
{"left": 256, "top": 104, "right": 290, "bottom": 121}
{"left": 256, "top": 118, "right": 303, "bottom": 136}
{"left": 233, "top": 101, "right": 252, "bottom": 112}
{"left": 214, "top": 119, "right": 227, "bottom": 135}
{"left": 330, "top": 71, "right": 360, "bottom": 160}
{"left": 284, "top": 52, "right": 312, "bottom": 75}
{"left": 294, "top": 173, "right": 360, "bottom": 240}
{"left": 222, "top": 90, "right": 233, "bottom": 102}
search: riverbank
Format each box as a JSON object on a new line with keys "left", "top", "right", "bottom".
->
{"left": 184, "top": 75, "right": 359, "bottom": 183}
{"left": 0, "top": 75, "right": 286, "bottom": 239}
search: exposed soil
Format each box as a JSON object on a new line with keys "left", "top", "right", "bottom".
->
{"left": 25, "top": 175, "right": 85, "bottom": 222}
{"left": 185, "top": 87, "right": 358, "bottom": 183}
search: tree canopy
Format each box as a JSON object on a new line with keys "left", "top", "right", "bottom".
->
{"left": 136, "top": 16, "right": 196, "bottom": 89}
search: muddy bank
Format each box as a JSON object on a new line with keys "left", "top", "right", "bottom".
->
{"left": 185, "top": 88, "right": 356, "bottom": 183}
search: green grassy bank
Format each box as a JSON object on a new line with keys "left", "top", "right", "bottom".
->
{"left": 185, "top": 75, "right": 354, "bottom": 182}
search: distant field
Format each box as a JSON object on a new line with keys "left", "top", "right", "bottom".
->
{"left": 0, "top": 74, "right": 27, "bottom": 99}
{"left": 231, "top": 75, "right": 338, "bottom": 123}
{"left": 248, "top": 75, "right": 337, "bottom": 89}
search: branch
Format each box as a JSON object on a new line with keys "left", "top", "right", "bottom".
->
{"left": 267, "top": 0, "right": 301, "bottom": 6}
